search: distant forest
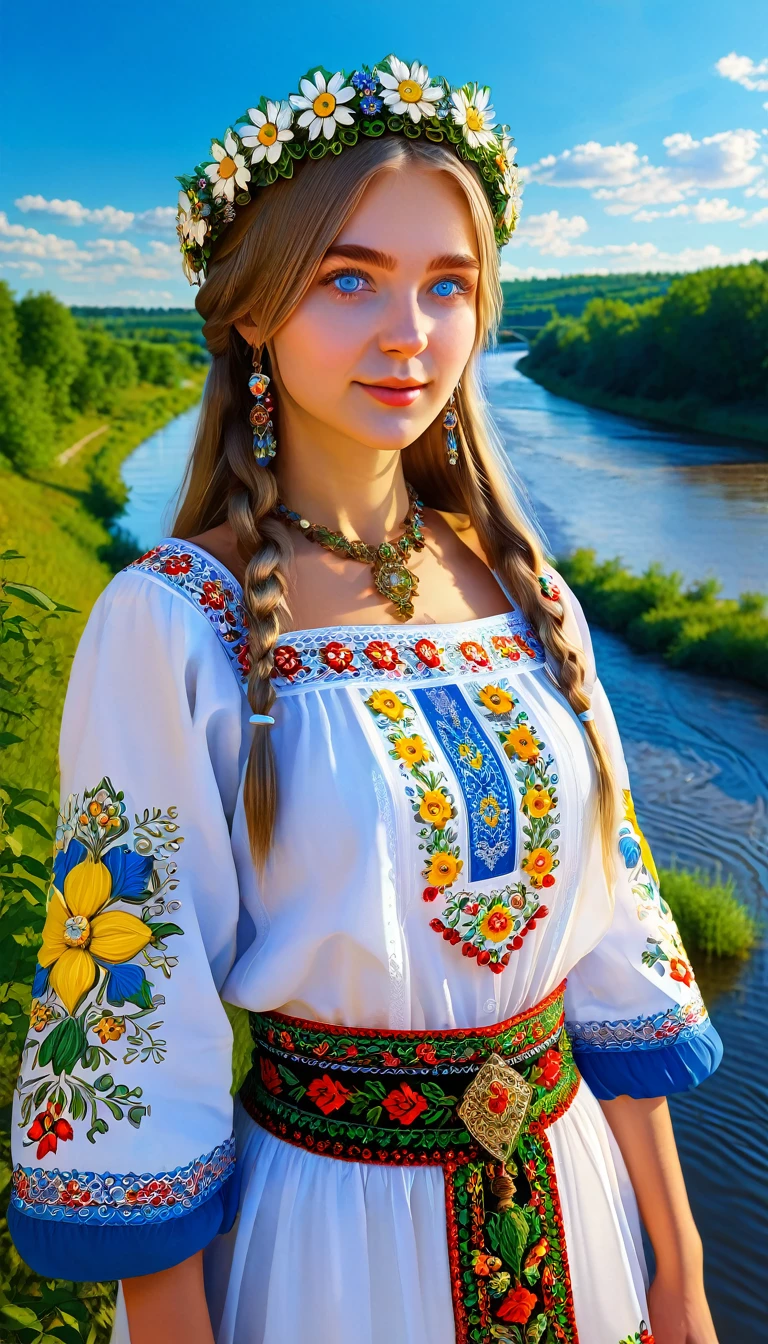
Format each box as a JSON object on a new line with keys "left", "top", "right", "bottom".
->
{"left": 500, "top": 272, "right": 672, "bottom": 342}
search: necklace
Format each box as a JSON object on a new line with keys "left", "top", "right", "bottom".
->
{"left": 272, "top": 481, "right": 426, "bottom": 621}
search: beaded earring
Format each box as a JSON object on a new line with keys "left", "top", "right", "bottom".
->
{"left": 443, "top": 392, "right": 459, "bottom": 466}
{"left": 249, "top": 349, "right": 277, "bottom": 465}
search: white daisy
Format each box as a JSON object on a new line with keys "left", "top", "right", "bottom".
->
{"left": 450, "top": 85, "right": 497, "bottom": 150}
{"left": 240, "top": 101, "right": 294, "bottom": 164}
{"left": 377, "top": 56, "right": 443, "bottom": 123}
{"left": 290, "top": 71, "right": 355, "bottom": 141}
{"left": 204, "top": 131, "right": 251, "bottom": 201}
{"left": 176, "top": 190, "right": 207, "bottom": 247}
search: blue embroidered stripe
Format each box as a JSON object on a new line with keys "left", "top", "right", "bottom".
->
{"left": 412, "top": 682, "right": 517, "bottom": 882}
{"left": 11, "top": 1133, "right": 236, "bottom": 1225}
{"left": 566, "top": 999, "right": 710, "bottom": 1052}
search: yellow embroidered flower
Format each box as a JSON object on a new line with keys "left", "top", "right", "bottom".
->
{"left": 623, "top": 790, "right": 659, "bottom": 883}
{"left": 29, "top": 1000, "right": 54, "bottom": 1032}
{"left": 419, "top": 789, "right": 453, "bottom": 829}
{"left": 523, "top": 786, "right": 553, "bottom": 818}
{"left": 38, "top": 856, "right": 153, "bottom": 1016}
{"left": 478, "top": 685, "right": 514, "bottom": 715}
{"left": 458, "top": 742, "right": 483, "bottom": 769}
{"left": 93, "top": 1015, "right": 126, "bottom": 1044}
{"left": 523, "top": 847, "right": 554, "bottom": 878}
{"left": 479, "top": 795, "right": 501, "bottom": 828}
{"left": 503, "top": 725, "right": 539, "bottom": 761}
{"left": 367, "top": 689, "right": 407, "bottom": 721}
{"left": 393, "top": 734, "right": 431, "bottom": 765}
{"left": 479, "top": 902, "right": 514, "bottom": 942}
{"left": 426, "top": 852, "right": 463, "bottom": 886}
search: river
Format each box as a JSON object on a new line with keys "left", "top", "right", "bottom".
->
{"left": 119, "top": 349, "right": 767, "bottom": 1342}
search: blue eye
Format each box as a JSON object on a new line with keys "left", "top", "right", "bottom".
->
{"left": 432, "top": 278, "right": 461, "bottom": 298}
{"left": 334, "top": 274, "right": 365, "bottom": 293}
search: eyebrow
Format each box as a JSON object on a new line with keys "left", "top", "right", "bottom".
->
{"left": 322, "top": 243, "right": 480, "bottom": 272}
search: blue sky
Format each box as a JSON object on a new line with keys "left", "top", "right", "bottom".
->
{"left": 2, "top": 0, "right": 767, "bottom": 306}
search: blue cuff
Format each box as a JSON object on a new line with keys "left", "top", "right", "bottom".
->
{"left": 573, "top": 1017, "right": 723, "bottom": 1100}
{"left": 9, "top": 1167, "right": 240, "bottom": 1282}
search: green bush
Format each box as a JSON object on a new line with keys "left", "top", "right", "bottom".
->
{"left": 659, "top": 867, "right": 757, "bottom": 959}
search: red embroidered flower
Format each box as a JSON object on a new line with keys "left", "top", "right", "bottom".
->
{"left": 344, "top": 1043, "right": 358, "bottom": 1058}
{"left": 669, "top": 957, "right": 693, "bottom": 987}
{"left": 259, "top": 1056, "right": 282, "bottom": 1095}
{"left": 464, "top": 902, "right": 480, "bottom": 915}
{"left": 12, "top": 1170, "right": 30, "bottom": 1202}
{"left": 422, "top": 886, "right": 439, "bottom": 902}
{"left": 496, "top": 1285, "right": 537, "bottom": 1323}
{"left": 60, "top": 1180, "right": 92, "bottom": 1208}
{"left": 279, "top": 1030, "right": 294, "bottom": 1050}
{"left": 236, "top": 643, "right": 251, "bottom": 675}
{"left": 415, "top": 1041, "right": 438, "bottom": 1065}
{"left": 272, "top": 644, "right": 305, "bottom": 681}
{"left": 486, "top": 1080, "right": 509, "bottom": 1115}
{"left": 27, "top": 1100, "right": 74, "bottom": 1161}
{"left": 530, "top": 1048, "right": 562, "bottom": 1091}
{"left": 364, "top": 639, "right": 400, "bottom": 671}
{"left": 381, "top": 1050, "right": 400, "bottom": 1067}
{"left": 459, "top": 639, "right": 492, "bottom": 668}
{"left": 162, "top": 553, "right": 193, "bottom": 576}
{"left": 199, "top": 579, "right": 226, "bottom": 611}
{"left": 414, "top": 638, "right": 442, "bottom": 669}
{"left": 321, "top": 641, "right": 355, "bottom": 673}
{"left": 307, "top": 1074, "right": 352, "bottom": 1115}
{"left": 542, "top": 874, "right": 556, "bottom": 888}
{"left": 382, "top": 1083, "right": 429, "bottom": 1125}
{"left": 490, "top": 634, "right": 521, "bottom": 662}
{"left": 312, "top": 1040, "right": 330, "bottom": 1057}
{"left": 639, "top": 1325, "right": 654, "bottom": 1344}
{"left": 135, "top": 545, "right": 163, "bottom": 565}
{"left": 513, "top": 633, "right": 537, "bottom": 659}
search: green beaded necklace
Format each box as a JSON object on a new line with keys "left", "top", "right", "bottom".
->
{"left": 272, "top": 481, "right": 426, "bottom": 621}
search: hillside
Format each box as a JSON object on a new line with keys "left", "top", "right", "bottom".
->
{"left": 500, "top": 271, "right": 672, "bottom": 342}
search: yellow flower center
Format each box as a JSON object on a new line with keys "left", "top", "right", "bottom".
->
{"left": 218, "top": 155, "right": 237, "bottom": 179}
{"left": 258, "top": 123, "right": 278, "bottom": 144}
{"left": 313, "top": 92, "right": 337, "bottom": 116}
{"left": 398, "top": 80, "right": 423, "bottom": 103}
{"left": 63, "top": 913, "right": 91, "bottom": 948}
{"left": 466, "top": 107, "right": 484, "bottom": 131}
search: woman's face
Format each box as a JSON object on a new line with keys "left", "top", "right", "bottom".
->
{"left": 270, "top": 164, "right": 480, "bottom": 452}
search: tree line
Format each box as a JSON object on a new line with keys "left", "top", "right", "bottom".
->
{"left": 522, "top": 261, "right": 768, "bottom": 405}
{"left": 0, "top": 285, "right": 207, "bottom": 473}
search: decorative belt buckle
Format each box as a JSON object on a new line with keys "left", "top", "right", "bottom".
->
{"left": 456, "top": 1052, "right": 534, "bottom": 1162}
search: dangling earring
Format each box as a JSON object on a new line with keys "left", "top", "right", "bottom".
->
{"left": 248, "top": 347, "right": 277, "bottom": 465}
{"left": 443, "top": 391, "right": 459, "bottom": 466}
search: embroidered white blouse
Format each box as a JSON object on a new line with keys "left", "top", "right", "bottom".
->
{"left": 9, "top": 539, "right": 722, "bottom": 1344}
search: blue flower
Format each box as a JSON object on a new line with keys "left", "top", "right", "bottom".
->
{"left": 351, "top": 70, "right": 378, "bottom": 95}
{"left": 360, "top": 95, "right": 383, "bottom": 116}
{"left": 618, "top": 829, "right": 641, "bottom": 870}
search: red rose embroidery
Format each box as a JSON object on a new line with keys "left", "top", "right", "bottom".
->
{"left": 306, "top": 1075, "right": 352, "bottom": 1116}
{"left": 27, "top": 1101, "right": 74, "bottom": 1161}
{"left": 486, "top": 1080, "right": 509, "bottom": 1115}
{"left": 344, "top": 1043, "right": 358, "bottom": 1058}
{"left": 199, "top": 579, "right": 226, "bottom": 611}
{"left": 259, "top": 1057, "right": 282, "bottom": 1095}
{"left": 312, "top": 1040, "right": 330, "bottom": 1058}
{"left": 279, "top": 1030, "right": 294, "bottom": 1050}
{"left": 382, "top": 1083, "right": 429, "bottom": 1124}
{"left": 459, "top": 639, "right": 492, "bottom": 668}
{"left": 162, "top": 553, "right": 193, "bottom": 576}
{"left": 415, "top": 1041, "right": 438, "bottom": 1064}
{"left": 236, "top": 643, "right": 251, "bottom": 676}
{"left": 513, "top": 633, "right": 537, "bottom": 659}
{"left": 321, "top": 641, "right": 355, "bottom": 673}
{"left": 496, "top": 1285, "right": 537, "bottom": 1323}
{"left": 272, "top": 644, "right": 306, "bottom": 681}
{"left": 669, "top": 957, "right": 694, "bottom": 986}
{"left": 491, "top": 634, "right": 521, "bottom": 662}
{"left": 135, "top": 545, "right": 163, "bottom": 565}
{"left": 422, "top": 886, "right": 439, "bottom": 902}
{"left": 364, "top": 639, "right": 400, "bottom": 671}
{"left": 414, "top": 638, "right": 442, "bottom": 669}
{"left": 531, "top": 1047, "right": 562, "bottom": 1091}
{"left": 381, "top": 1050, "right": 400, "bottom": 1067}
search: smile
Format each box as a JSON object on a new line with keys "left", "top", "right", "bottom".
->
{"left": 356, "top": 381, "right": 427, "bottom": 407}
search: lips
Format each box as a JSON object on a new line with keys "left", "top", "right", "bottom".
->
{"left": 356, "top": 381, "right": 426, "bottom": 407}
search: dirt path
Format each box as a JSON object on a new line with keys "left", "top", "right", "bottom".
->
{"left": 56, "top": 424, "right": 109, "bottom": 466}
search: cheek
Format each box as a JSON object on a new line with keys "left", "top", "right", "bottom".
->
{"left": 272, "top": 298, "right": 366, "bottom": 411}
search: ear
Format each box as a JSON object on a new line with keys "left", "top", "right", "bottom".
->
{"left": 234, "top": 313, "right": 262, "bottom": 347}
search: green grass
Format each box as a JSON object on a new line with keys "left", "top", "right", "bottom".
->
{"left": 660, "top": 868, "right": 758, "bottom": 960}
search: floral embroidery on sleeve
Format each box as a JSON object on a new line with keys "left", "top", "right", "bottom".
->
{"left": 621, "top": 788, "right": 697, "bottom": 992}
{"left": 16, "top": 777, "right": 184, "bottom": 1150}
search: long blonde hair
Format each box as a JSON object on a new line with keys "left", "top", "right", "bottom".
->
{"left": 173, "top": 135, "right": 615, "bottom": 872}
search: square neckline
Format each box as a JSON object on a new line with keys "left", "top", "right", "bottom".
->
{"left": 171, "top": 537, "right": 523, "bottom": 643}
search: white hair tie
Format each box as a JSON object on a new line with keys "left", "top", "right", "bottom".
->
{"left": 249, "top": 713, "right": 275, "bottom": 725}
{"left": 578, "top": 709, "right": 594, "bottom": 723}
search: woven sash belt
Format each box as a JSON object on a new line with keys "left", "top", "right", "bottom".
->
{"left": 241, "top": 979, "right": 581, "bottom": 1343}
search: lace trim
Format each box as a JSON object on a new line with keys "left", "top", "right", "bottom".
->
{"left": 567, "top": 997, "right": 709, "bottom": 1051}
{"left": 11, "top": 1134, "right": 235, "bottom": 1225}
{"left": 125, "top": 541, "right": 546, "bottom": 697}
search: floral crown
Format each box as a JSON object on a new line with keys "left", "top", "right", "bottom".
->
{"left": 176, "top": 55, "right": 521, "bottom": 284}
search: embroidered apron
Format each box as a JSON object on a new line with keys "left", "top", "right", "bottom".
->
{"left": 241, "top": 980, "right": 581, "bottom": 1343}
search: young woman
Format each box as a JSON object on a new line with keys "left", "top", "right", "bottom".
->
{"left": 10, "top": 56, "right": 723, "bottom": 1344}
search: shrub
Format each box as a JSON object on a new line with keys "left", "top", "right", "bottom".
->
{"left": 659, "top": 867, "right": 757, "bottom": 960}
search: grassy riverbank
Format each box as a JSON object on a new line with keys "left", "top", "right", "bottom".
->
{"left": 558, "top": 549, "right": 768, "bottom": 692}
{"left": 519, "top": 357, "right": 768, "bottom": 446}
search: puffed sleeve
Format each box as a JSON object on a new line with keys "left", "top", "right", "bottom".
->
{"left": 9, "top": 566, "right": 246, "bottom": 1281}
{"left": 555, "top": 575, "right": 724, "bottom": 1100}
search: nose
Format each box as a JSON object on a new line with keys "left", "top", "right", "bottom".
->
{"left": 378, "top": 290, "right": 429, "bottom": 360}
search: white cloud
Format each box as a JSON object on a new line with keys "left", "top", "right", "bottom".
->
{"left": 715, "top": 53, "right": 768, "bottom": 94}
{"left": 499, "top": 262, "right": 562, "bottom": 281}
{"left": 0, "top": 260, "right": 45, "bottom": 276}
{"left": 741, "top": 206, "right": 768, "bottom": 227}
{"left": 0, "top": 211, "right": 81, "bottom": 260}
{"left": 13, "top": 195, "right": 177, "bottom": 235}
{"left": 511, "top": 211, "right": 589, "bottom": 256}
{"left": 596, "top": 167, "right": 689, "bottom": 212}
{"left": 662, "top": 129, "right": 763, "bottom": 188}
{"left": 671, "top": 197, "right": 747, "bottom": 222}
{"left": 525, "top": 141, "right": 642, "bottom": 188}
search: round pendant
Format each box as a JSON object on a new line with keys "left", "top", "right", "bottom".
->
{"left": 250, "top": 405, "right": 270, "bottom": 428}
{"left": 374, "top": 559, "right": 418, "bottom": 617}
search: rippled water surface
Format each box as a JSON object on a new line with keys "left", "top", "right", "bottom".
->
{"left": 120, "top": 351, "right": 768, "bottom": 1341}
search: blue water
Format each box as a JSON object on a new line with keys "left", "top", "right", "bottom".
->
{"left": 119, "top": 351, "right": 768, "bottom": 1341}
